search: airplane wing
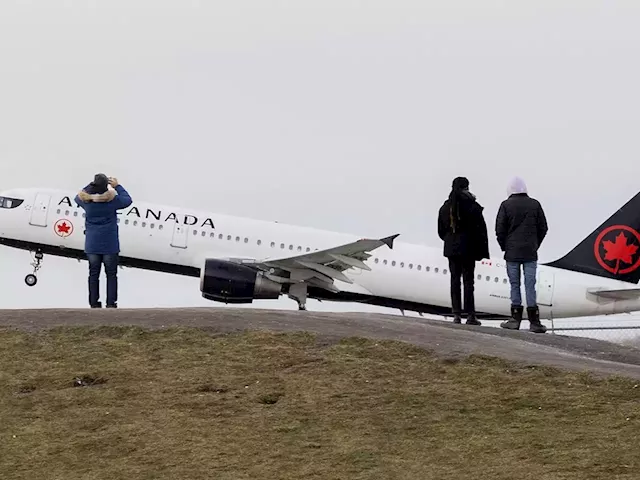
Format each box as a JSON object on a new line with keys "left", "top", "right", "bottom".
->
{"left": 239, "top": 233, "right": 399, "bottom": 291}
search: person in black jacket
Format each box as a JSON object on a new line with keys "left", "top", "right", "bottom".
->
{"left": 495, "top": 176, "right": 548, "bottom": 333}
{"left": 438, "top": 176, "right": 489, "bottom": 325}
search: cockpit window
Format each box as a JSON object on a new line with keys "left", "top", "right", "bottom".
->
{"left": 0, "top": 197, "right": 24, "bottom": 208}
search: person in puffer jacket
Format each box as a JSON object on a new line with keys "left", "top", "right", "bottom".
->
{"left": 75, "top": 173, "right": 132, "bottom": 308}
{"left": 495, "top": 176, "right": 548, "bottom": 333}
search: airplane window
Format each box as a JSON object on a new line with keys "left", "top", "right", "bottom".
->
{"left": 503, "top": 278, "right": 507, "bottom": 284}
{"left": 426, "top": 266, "right": 430, "bottom": 271}
{"left": 417, "top": 265, "right": 421, "bottom": 270}
{"left": 391, "top": 261, "right": 396, "bottom": 266}
{"left": 289, "top": 245, "right": 293, "bottom": 250}
{"left": 82, "top": 213, "right": 85, "bottom": 218}
{"left": 477, "top": 274, "right": 481, "bottom": 280}
{"left": 443, "top": 269, "right": 447, "bottom": 274}
{"left": 400, "top": 262, "right": 404, "bottom": 267}
{"left": 434, "top": 268, "right": 439, "bottom": 273}
{"left": 244, "top": 238, "right": 248, "bottom": 243}
{"left": 236, "top": 236, "right": 240, "bottom": 242}
{"left": 270, "top": 242, "right": 275, "bottom": 247}
{"left": 202, "top": 231, "right": 206, "bottom": 237}
{"left": 257, "top": 239, "right": 261, "bottom": 245}
{"left": 125, "top": 219, "right": 129, "bottom": 225}
{"left": 159, "top": 224, "right": 163, "bottom": 230}
{"left": 151, "top": 224, "right": 155, "bottom": 229}
{"left": 142, "top": 222, "right": 147, "bottom": 228}
{"left": 73, "top": 211, "right": 78, "bottom": 217}
{"left": 65, "top": 210, "right": 70, "bottom": 216}
{"left": 57, "top": 208, "right": 61, "bottom": 214}
{"left": 306, "top": 247, "right": 311, "bottom": 252}
{"left": 374, "top": 258, "right": 379, "bottom": 263}
{"left": 280, "top": 243, "right": 285, "bottom": 249}
{"left": 219, "top": 234, "right": 223, "bottom": 239}
{"left": 228, "top": 235, "right": 232, "bottom": 240}
{"left": 383, "top": 259, "right": 387, "bottom": 265}
{"left": 486, "top": 276, "right": 490, "bottom": 281}
{"left": 494, "top": 277, "right": 498, "bottom": 282}
{"left": 409, "top": 263, "right": 413, "bottom": 269}
{"left": 297, "top": 246, "right": 302, "bottom": 251}
{"left": 0, "top": 197, "right": 24, "bottom": 208}
{"left": 133, "top": 221, "right": 138, "bottom": 226}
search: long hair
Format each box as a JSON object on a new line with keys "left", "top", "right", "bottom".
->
{"left": 449, "top": 176, "right": 470, "bottom": 232}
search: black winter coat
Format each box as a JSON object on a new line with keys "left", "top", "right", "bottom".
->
{"left": 437, "top": 192, "right": 490, "bottom": 260}
{"left": 495, "top": 193, "right": 548, "bottom": 262}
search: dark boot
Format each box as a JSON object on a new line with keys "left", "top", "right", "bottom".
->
{"left": 465, "top": 313, "right": 482, "bottom": 326}
{"left": 501, "top": 305, "right": 523, "bottom": 330}
{"left": 452, "top": 314, "right": 462, "bottom": 324}
{"left": 527, "top": 306, "right": 547, "bottom": 333}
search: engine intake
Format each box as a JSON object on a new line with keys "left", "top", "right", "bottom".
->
{"left": 199, "top": 259, "right": 282, "bottom": 303}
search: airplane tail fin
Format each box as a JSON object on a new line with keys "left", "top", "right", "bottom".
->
{"left": 544, "top": 190, "right": 640, "bottom": 284}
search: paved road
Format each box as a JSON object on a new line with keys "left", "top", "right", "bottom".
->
{"left": 1, "top": 307, "right": 640, "bottom": 379}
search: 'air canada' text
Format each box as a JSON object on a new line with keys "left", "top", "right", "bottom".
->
{"left": 58, "top": 196, "right": 215, "bottom": 228}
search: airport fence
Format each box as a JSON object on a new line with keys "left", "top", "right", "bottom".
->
{"left": 477, "top": 317, "right": 640, "bottom": 346}
{"left": 546, "top": 323, "right": 640, "bottom": 346}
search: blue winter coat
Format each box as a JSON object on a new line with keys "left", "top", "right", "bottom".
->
{"left": 75, "top": 184, "right": 133, "bottom": 255}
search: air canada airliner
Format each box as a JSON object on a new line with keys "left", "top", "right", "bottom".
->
{"left": 2, "top": 187, "right": 640, "bottom": 323}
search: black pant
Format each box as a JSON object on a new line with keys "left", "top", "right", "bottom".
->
{"left": 448, "top": 256, "right": 476, "bottom": 317}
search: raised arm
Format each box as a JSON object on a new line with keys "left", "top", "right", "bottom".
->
{"left": 107, "top": 177, "right": 133, "bottom": 210}
{"left": 112, "top": 185, "right": 132, "bottom": 210}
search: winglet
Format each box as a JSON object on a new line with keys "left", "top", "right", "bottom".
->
{"left": 380, "top": 233, "right": 400, "bottom": 249}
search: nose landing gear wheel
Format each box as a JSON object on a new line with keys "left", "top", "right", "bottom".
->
{"left": 25, "top": 250, "right": 44, "bottom": 287}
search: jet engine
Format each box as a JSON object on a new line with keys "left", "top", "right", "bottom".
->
{"left": 199, "top": 258, "right": 283, "bottom": 303}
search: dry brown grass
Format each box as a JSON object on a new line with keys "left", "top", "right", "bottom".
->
{"left": 0, "top": 326, "right": 639, "bottom": 480}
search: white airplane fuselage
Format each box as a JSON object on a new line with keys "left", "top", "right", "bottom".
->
{"left": 1, "top": 187, "right": 640, "bottom": 320}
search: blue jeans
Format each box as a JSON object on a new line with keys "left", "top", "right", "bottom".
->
{"left": 506, "top": 261, "right": 537, "bottom": 307}
{"left": 87, "top": 253, "right": 119, "bottom": 307}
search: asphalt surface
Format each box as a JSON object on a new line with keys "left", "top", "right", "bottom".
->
{"left": 1, "top": 307, "right": 640, "bottom": 379}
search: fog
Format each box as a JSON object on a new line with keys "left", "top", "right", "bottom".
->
{"left": 1, "top": 0, "right": 639, "bottom": 340}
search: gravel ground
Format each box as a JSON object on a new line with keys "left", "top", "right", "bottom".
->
{"left": 1, "top": 307, "right": 640, "bottom": 379}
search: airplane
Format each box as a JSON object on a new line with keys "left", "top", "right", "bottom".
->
{"left": 2, "top": 186, "right": 640, "bottom": 326}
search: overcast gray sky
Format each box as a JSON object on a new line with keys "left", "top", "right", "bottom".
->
{"left": 1, "top": 1, "right": 640, "bottom": 333}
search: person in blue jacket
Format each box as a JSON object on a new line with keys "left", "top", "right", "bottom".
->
{"left": 75, "top": 174, "right": 132, "bottom": 308}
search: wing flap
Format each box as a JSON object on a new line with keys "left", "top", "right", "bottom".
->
{"left": 588, "top": 288, "right": 640, "bottom": 300}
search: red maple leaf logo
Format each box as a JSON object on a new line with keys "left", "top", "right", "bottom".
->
{"left": 57, "top": 222, "right": 71, "bottom": 234}
{"left": 602, "top": 232, "right": 638, "bottom": 274}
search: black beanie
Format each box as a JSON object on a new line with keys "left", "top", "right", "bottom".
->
{"left": 87, "top": 173, "right": 108, "bottom": 194}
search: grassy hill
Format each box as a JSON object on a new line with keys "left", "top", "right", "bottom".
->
{"left": 1, "top": 326, "right": 639, "bottom": 479}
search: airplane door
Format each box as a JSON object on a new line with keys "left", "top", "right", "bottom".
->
{"left": 537, "top": 269, "right": 554, "bottom": 306}
{"left": 29, "top": 193, "right": 51, "bottom": 227}
{"left": 170, "top": 219, "right": 188, "bottom": 248}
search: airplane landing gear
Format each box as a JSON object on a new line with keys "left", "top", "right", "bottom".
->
{"left": 25, "top": 251, "right": 43, "bottom": 287}
{"left": 288, "top": 282, "right": 308, "bottom": 311}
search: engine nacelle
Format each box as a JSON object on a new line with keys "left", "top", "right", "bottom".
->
{"left": 199, "top": 258, "right": 283, "bottom": 304}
